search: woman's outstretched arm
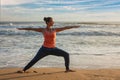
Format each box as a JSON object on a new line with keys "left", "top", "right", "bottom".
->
{"left": 55, "top": 26, "right": 80, "bottom": 32}
{"left": 17, "top": 28, "right": 43, "bottom": 32}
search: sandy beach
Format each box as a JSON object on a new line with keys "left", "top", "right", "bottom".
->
{"left": 0, "top": 68, "right": 120, "bottom": 80}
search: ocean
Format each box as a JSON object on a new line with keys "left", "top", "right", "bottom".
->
{"left": 0, "top": 22, "right": 120, "bottom": 69}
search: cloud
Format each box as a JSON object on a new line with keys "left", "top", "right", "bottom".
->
{"left": 2, "top": 0, "right": 120, "bottom": 11}
{"left": 52, "top": 11, "right": 120, "bottom": 22}
{"left": 1, "top": 0, "right": 36, "bottom": 6}
{"left": 2, "top": 6, "right": 120, "bottom": 22}
{"left": 1, "top": 0, "right": 120, "bottom": 21}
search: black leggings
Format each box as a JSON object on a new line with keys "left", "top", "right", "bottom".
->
{"left": 23, "top": 46, "right": 70, "bottom": 71}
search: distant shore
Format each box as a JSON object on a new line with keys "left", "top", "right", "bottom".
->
{"left": 0, "top": 21, "right": 120, "bottom": 25}
{"left": 0, "top": 68, "right": 120, "bottom": 80}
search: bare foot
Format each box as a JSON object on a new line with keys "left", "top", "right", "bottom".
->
{"left": 17, "top": 70, "right": 25, "bottom": 73}
{"left": 33, "top": 71, "right": 38, "bottom": 73}
{"left": 17, "top": 70, "right": 37, "bottom": 73}
{"left": 65, "top": 69, "right": 75, "bottom": 73}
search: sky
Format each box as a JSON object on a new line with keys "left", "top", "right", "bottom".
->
{"left": 1, "top": 0, "right": 120, "bottom": 22}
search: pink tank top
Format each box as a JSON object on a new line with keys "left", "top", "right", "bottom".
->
{"left": 43, "top": 29, "right": 56, "bottom": 48}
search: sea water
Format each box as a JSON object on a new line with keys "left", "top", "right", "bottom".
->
{"left": 0, "top": 22, "right": 120, "bottom": 69}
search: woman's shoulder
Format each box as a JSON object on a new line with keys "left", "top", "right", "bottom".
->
{"left": 51, "top": 28, "right": 56, "bottom": 31}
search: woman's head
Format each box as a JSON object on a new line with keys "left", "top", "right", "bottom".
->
{"left": 44, "top": 17, "right": 54, "bottom": 27}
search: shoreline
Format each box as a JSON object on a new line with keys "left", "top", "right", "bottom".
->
{"left": 0, "top": 68, "right": 120, "bottom": 80}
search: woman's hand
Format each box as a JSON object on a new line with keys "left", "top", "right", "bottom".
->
{"left": 17, "top": 28, "right": 24, "bottom": 30}
{"left": 74, "top": 26, "right": 80, "bottom": 28}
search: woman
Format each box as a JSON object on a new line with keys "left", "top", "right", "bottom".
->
{"left": 17, "top": 17, "right": 79, "bottom": 73}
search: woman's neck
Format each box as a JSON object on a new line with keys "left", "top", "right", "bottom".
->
{"left": 46, "top": 26, "right": 51, "bottom": 30}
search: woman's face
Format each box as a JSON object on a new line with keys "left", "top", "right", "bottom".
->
{"left": 47, "top": 18, "right": 54, "bottom": 27}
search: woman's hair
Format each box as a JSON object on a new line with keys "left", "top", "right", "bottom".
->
{"left": 44, "top": 17, "right": 52, "bottom": 24}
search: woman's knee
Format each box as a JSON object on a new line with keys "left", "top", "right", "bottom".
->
{"left": 63, "top": 52, "right": 69, "bottom": 58}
